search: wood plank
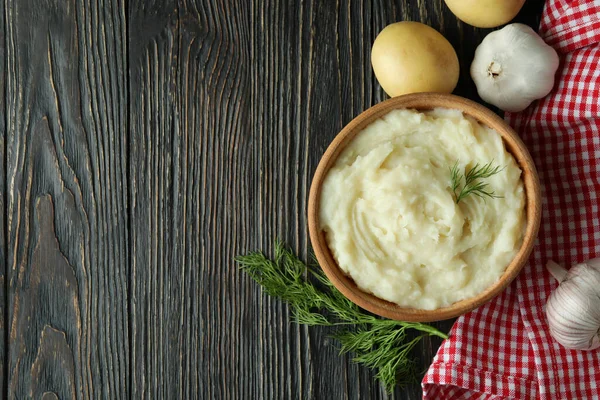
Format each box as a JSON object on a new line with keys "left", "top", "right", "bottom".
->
{"left": 128, "top": 0, "right": 253, "bottom": 398}
{"left": 0, "top": 0, "right": 5, "bottom": 394}
{"left": 4, "top": 0, "right": 129, "bottom": 397}
{"left": 251, "top": 0, "right": 318, "bottom": 397}
{"left": 128, "top": 1, "right": 179, "bottom": 397}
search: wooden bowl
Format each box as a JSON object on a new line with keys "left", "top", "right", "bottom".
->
{"left": 308, "top": 93, "right": 541, "bottom": 322}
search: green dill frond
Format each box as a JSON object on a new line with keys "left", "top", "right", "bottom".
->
{"left": 236, "top": 242, "right": 449, "bottom": 393}
{"left": 450, "top": 160, "right": 505, "bottom": 204}
{"left": 450, "top": 160, "right": 462, "bottom": 197}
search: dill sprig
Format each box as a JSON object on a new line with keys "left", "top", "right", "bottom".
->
{"left": 236, "top": 242, "right": 449, "bottom": 392}
{"left": 450, "top": 160, "right": 504, "bottom": 204}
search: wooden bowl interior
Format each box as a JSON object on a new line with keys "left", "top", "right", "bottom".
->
{"left": 308, "top": 93, "right": 541, "bottom": 322}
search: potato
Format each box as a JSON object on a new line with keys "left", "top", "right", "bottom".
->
{"left": 371, "top": 22, "right": 459, "bottom": 97}
{"left": 444, "top": 0, "right": 525, "bottom": 28}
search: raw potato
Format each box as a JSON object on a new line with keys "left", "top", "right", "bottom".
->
{"left": 444, "top": 0, "right": 525, "bottom": 28}
{"left": 371, "top": 22, "right": 459, "bottom": 97}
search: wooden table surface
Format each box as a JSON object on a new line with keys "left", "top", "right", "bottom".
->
{"left": 1, "top": 0, "right": 545, "bottom": 398}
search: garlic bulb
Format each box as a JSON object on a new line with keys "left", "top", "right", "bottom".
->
{"left": 470, "top": 23, "right": 559, "bottom": 112}
{"left": 545, "top": 260, "right": 600, "bottom": 350}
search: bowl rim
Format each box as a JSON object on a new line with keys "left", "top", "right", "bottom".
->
{"left": 307, "top": 93, "right": 542, "bottom": 322}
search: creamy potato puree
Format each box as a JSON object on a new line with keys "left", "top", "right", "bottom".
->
{"left": 320, "top": 108, "right": 525, "bottom": 310}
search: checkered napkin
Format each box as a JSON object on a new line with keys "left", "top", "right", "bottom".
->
{"left": 422, "top": 1, "right": 600, "bottom": 399}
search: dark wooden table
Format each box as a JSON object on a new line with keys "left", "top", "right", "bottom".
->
{"left": 1, "top": 0, "right": 545, "bottom": 398}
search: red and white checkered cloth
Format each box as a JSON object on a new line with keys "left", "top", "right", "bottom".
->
{"left": 422, "top": 1, "right": 600, "bottom": 399}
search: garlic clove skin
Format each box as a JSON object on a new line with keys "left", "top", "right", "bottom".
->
{"left": 545, "top": 260, "right": 600, "bottom": 351}
{"left": 470, "top": 23, "right": 559, "bottom": 113}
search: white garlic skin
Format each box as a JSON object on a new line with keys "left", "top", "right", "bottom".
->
{"left": 546, "top": 260, "right": 600, "bottom": 351}
{"left": 470, "top": 23, "right": 559, "bottom": 112}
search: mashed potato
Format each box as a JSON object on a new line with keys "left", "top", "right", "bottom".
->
{"left": 320, "top": 108, "right": 525, "bottom": 310}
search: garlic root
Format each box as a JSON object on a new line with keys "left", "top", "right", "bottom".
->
{"left": 546, "top": 260, "right": 568, "bottom": 283}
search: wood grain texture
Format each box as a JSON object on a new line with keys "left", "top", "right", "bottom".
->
{"left": 0, "top": 0, "right": 5, "bottom": 394}
{"left": 2, "top": 0, "right": 546, "bottom": 399}
{"left": 4, "top": 0, "right": 129, "bottom": 398}
{"left": 128, "top": 0, "right": 252, "bottom": 398}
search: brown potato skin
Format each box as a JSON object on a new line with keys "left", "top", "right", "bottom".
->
{"left": 371, "top": 22, "right": 459, "bottom": 98}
